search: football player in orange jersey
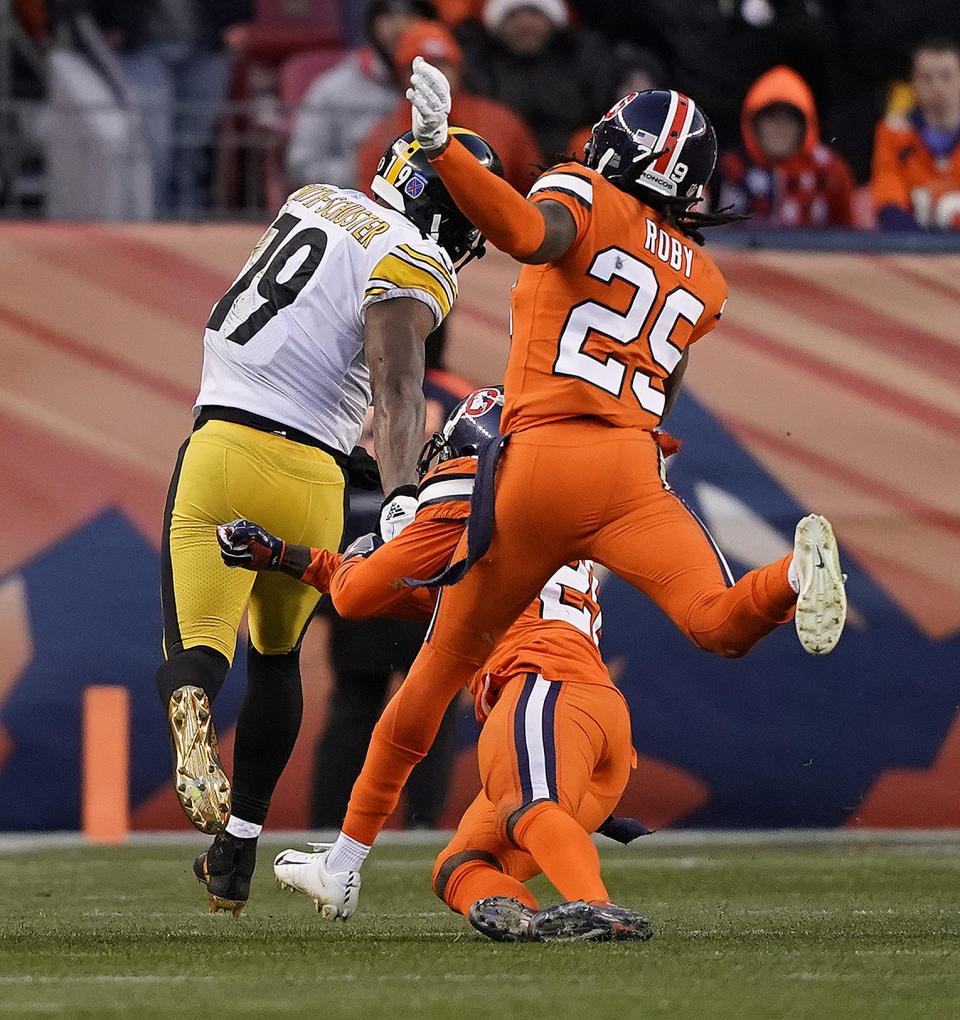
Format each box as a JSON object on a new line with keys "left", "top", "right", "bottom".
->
{"left": 218, "top": 388, "right": 654, "bottom": 941}
{"left": 282, "top": 64, "right": 848, "bottom": 919}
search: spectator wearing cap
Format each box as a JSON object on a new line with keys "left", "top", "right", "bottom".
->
{"left": 871, "top": 37, "right": 960, "bottom": 230}
{"left": 457, "top": 0, "right": 616, "bottom": 162}
{"left": 354, "top": 18, "right": 542, "bottom": 193}
{"left": 286, "top": 0, "right": 439, "bottom": 189}
{"left": 714, "top": 65, "right": 854, "bottom": 228}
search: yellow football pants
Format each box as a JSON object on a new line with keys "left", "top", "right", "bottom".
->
{"left": 161, "top": 419, "right": 345, "bottom": 662}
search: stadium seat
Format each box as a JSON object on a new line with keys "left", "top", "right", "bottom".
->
{"left": 246, "top": 0, "right": 344, "bottom": 61}
{"left": 278, "top": 49, "right": 350, "bottom": 108}
{"left": 215, "top": 0, "right": 347, "bottom": 216}
{"left": 262, "top": 47, "right": 349, "bottom": 209}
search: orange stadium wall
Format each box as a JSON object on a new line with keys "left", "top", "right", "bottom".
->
{"left": 1, "top": 223, "right": 959, "bottom": 832}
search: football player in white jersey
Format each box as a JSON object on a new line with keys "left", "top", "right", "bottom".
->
{"left": 158, "top": 127, "right": 502, "bottom": 917}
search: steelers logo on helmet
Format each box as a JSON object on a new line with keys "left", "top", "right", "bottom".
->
{"left": 585, "top": 89, "right": 717, "bottom": 202}
{"left": 371, "top": 128, "right": 504, "bottom": 266}
{"left": 416, "top": 385, "right": 504, "bottom": 476}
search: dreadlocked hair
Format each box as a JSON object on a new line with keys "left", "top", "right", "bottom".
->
{"left": 618, "top": 150, "right": 748, "bottom": 246}
{"left": 538, "top": 151, "right": 748, "bottom": 246}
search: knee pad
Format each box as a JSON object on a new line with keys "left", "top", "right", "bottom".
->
{"left": 432, "top": 849, "right": 503, "bottom": 904}
{"left": 155, "top": 645, "right": 229, "bottom": 708}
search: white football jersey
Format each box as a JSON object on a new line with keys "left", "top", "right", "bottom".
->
{"left": 195, "top": 184, "right": 458, "bottom": 454}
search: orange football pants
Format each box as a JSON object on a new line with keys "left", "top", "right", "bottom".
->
{"left": 432, "top": 673, "right": 632, "bottom": 912}
{"left": 344, "top": 421, "right": 795, "bottom": 846}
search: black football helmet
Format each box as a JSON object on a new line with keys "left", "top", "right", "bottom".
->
{"left": 584, "top": 90, "right": 717, "bottom": 202}
{"left": 371, "top": 128, "right": 503, "bottom": 265}
{"left": 417, "top": 385, "right": 504, "bottom": 477}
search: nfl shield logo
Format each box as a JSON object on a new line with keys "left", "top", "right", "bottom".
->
{"left": 404, "top": 173, "right": 427, "bottom": 199}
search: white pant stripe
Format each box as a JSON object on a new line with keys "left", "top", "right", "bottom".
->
{"left": 523, "top": 675, "right": 552, "bottom": 801}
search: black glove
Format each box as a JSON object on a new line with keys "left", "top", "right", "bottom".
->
{"left": 216, "top": 519, "right": 285, "bottom": 570}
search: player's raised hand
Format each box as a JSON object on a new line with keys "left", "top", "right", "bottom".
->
{"left": 217, "top": 519, "right": 285, "bottom": 571}
{"left": 407, "top": 55, "right": 451, "bottom": 152}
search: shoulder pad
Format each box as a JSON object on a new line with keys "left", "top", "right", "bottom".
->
{"left": 417, "top": 460, "right": 476, "bottom": 509}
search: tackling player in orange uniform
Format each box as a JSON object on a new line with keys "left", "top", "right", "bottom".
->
{"left": 219, "top": 387, "right": 654, "bottom": 941}
{"left": 285, "top": 65, "right": 848, "bottom": 920}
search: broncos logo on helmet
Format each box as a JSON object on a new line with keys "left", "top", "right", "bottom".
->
{"left": 584, "top": 90, "right": 717, "bottom": 202}
{"left": 372, "top": 128, "right": 504, "bottom": 266}
{"left": 416, "top": 385, "right": 504, "bottom": 477}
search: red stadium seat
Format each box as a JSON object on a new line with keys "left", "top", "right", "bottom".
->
{"left": 278, "top": 48, "right": 350, "bottom": 107}
{"left": 246, "top": 0, "right": 344, "bottom": 61}
{"left": 261, "top": 47, "right": 349, "bottom": 208}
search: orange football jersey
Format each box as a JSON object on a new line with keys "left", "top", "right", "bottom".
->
{"left": 503, "top": 163, "right": 728, "bottom": 435}
{"left": 871, "top": 113, "right": 960, "bottom": 228}
{"left": 307, "top": 456, "right": 612, "bottom": 722}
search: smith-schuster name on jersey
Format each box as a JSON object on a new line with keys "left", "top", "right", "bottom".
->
{"left": 196, "top": 184, "right": 458, "bottom": 453}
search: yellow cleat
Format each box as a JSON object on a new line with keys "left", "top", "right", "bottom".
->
{"left": 169, "top": 685, "right": 231, "bottom": 834}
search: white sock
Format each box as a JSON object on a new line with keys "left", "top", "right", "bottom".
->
{"left": 226, "top": 815, "right": 262, "bottom": 839}
{"left": 787, "top": 557, "right": 800, "bottom": 594}
{"left": 326, "top": 832, "right": 371, "bottom": 874}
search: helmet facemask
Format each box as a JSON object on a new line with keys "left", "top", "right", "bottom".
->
{"left": 416, "top": 386, "right": 504, "bottom": 477}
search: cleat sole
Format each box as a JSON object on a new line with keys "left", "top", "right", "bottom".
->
{"left": 208, "top": 893, "right": 246, "bottom": 918}
{"left": 168, "top": 685, "right": 231, "bottom": 834}
{"left": 794, "top": 515, "right": 847, "bottom": 656}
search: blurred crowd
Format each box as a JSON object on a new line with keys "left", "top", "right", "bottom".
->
{"left": 3, "top": 0, "right": 960, "bottom": 229}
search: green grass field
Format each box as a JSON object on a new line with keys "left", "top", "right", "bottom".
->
{"left": 1, "top": 835, "right": 959, "bottom": 1019}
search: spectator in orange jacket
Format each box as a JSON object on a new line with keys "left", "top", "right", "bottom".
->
{"left": 355, "top": 18, "right": 542, "bottom": 194}
{"left": 871, "top": 37, "right": 960, "bottom": 230}
{"left": 715, "top": 65, "right": 854, "bottom": 228}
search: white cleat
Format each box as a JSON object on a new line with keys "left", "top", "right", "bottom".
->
{"left": 273, "top": 845, "right": 361, "bottom": 920}
{"left": 793, "top": 514, "right": 847, "bottom": 655}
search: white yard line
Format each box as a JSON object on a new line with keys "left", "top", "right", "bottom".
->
{"left": 3, "top": 829, "right": 960, "bottom": 854}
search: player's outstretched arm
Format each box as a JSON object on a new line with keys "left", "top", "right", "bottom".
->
{"left": 217, "top": 519, "right": 322, "bottom": 584}
{"left": 364, "top": 297, "right": 431, "bottom": 540}
{"left": 329, "top": 526, "right": 440, "bottom": 622}
{"left": 407, "top": 57, "right": 575, "bottom": 264}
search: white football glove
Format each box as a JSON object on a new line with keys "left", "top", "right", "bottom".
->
{"left": 379, "top": 486, "right": 418, "bottom": 541}
{"left": 406, "top": 55, "right": 451, "bottom": 152}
